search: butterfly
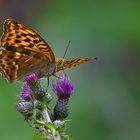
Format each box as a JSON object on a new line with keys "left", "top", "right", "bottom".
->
{"left": 0, "top": 19, "right": 96, "bottom": 82}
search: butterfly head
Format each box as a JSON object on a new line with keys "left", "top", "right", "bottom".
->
{"left": 55, "top": 57, "right": 94, "bottom": 72}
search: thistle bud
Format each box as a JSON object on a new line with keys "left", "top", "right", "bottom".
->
{"left": 24, "top": 73, "right": 45, "bottom": 100}
{"left": 16, "top": 101, "right": 33, "bottom": 118}
{"left": 25, "top": 72, "right": 39, "bottom": 83}
{"left": 20, "top": 82, "right": 32, "bottom": 101}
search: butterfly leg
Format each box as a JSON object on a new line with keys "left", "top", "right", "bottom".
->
{"left": 53, "top": 74, "right": 59, "bottom": 79}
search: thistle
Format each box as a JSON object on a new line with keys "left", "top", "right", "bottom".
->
{"left": 52, "top": 74, "right": 74, "bottom": 120}
{"left": 16, "top": 73, "right": 74, "bottom": 140}
{"left": 20, "top": 82, "right": 33, "bottom": 101}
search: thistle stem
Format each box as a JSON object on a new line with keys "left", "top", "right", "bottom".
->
{"left": 42, "top": 108, "right": 61, "bottom": 140}
{"left": 42, "top": 108, "right": 52, "bottom": 122}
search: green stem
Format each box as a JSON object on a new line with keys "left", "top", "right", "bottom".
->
{"left": 42, "top": 108, "right": 61, "bottom": 140}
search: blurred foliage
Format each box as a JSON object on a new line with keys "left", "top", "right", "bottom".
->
{"left": 0, "top": 0, "right": 140, "bottom": 140}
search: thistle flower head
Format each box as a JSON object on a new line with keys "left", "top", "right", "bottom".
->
{"left": 25, "top": 72, "right": 39, "bottom": 83}
{"left": 20, "top": 82, "right": 32, "bottom": 101}
{"left": 52, "top": 73, "right": 74, "bottom": 99}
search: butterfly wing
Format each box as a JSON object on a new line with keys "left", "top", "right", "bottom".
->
{"left": 1, "top": 19, "right": 55, "bottom": 62}
{"left": 0, "top": 49, "right": 50, "bottom": 82}
{"left": 55, "top": 57, "right": 95, "bottom": 72}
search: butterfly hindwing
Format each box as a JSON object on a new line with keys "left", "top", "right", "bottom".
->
{"left": 0, "top": 49, "right": 51, "bottom": 82}
{"left": 0, "top": 49, "right": 20, "bottom": 82}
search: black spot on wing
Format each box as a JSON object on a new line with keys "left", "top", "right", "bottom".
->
{"left": 24, "top": 38, "right": 31, "bottom": 42}
{"left": 8, "top": 52, "right": 14, "bottom": 58}
{"left": 10, "top": 66, "right": 16, "bottom": 70}
{"left": 28, "top": 33, "right": 36, "bottom": 38}
{"left": 33, "top": 40, "right": 40, "bottom": 43}
{"left": 7, "top": 62, "right": 12, "bottom": 65}
{"left": 1, "top": 64, "right": 5, "bottom": 68}
{"left": 16, "top": 35, "right": 21, "bottom": 38}
{"left": 5, "top": 46, "right": 17, "bottom": 51}
{"left": 28, "top": 44, "right": 34, "bottom": 48}
{"left": 6, "top": 38, "right": 11, "bottom": 41}
{"left": 0, "top": 54, "right": 4, "bottom": 58}
{"left": 15, "top": 39, "right": 21, "bottom": 43}
{"left": 21, "top": 33, "right": 27, "bottom": 37}
{"left": 8, "top": 33, "right": 14, "bottom": 37}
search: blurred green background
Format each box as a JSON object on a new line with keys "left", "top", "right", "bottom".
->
{"left": 0, "top": 0, "right": 140, "bottom": 140}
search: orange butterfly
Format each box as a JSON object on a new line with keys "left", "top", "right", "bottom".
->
{"left": 0, "top": 19, "right": 96, "bottom": 82}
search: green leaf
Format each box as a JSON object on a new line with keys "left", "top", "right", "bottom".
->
{"left": 45, "top": 122, "right": 55, "bottom": 130}
{"left": 61, "top": 132, "right": 73, "bottom": 140}
{"left": 54, "top": 120, "right": 71, "bottom": 131}
{"left": 33, "top": 134, "right": 48, "bottom": 139}
{"left": 35, "top": 120, "right": 45, "bottom": 125}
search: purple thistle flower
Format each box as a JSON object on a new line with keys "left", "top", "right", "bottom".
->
{"left": 21, "top": 82, "right": 32, "bottom": 101}
{"left": 25, "top": 72, "right": 39, "bottom": 83}
{"left": 52, "top": 73, "right": 74, "bottom": 99}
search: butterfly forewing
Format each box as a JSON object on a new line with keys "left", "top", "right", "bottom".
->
{"left": 1, "top": 19, "right": 55, "bottom": 62}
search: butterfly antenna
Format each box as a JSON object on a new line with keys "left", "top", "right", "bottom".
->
{"left": 63, "top": 40, "right": 71, "bottom": 59}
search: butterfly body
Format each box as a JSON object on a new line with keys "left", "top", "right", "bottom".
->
{"left": 0, "top": 19, "right": 94, "bottom": 82}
